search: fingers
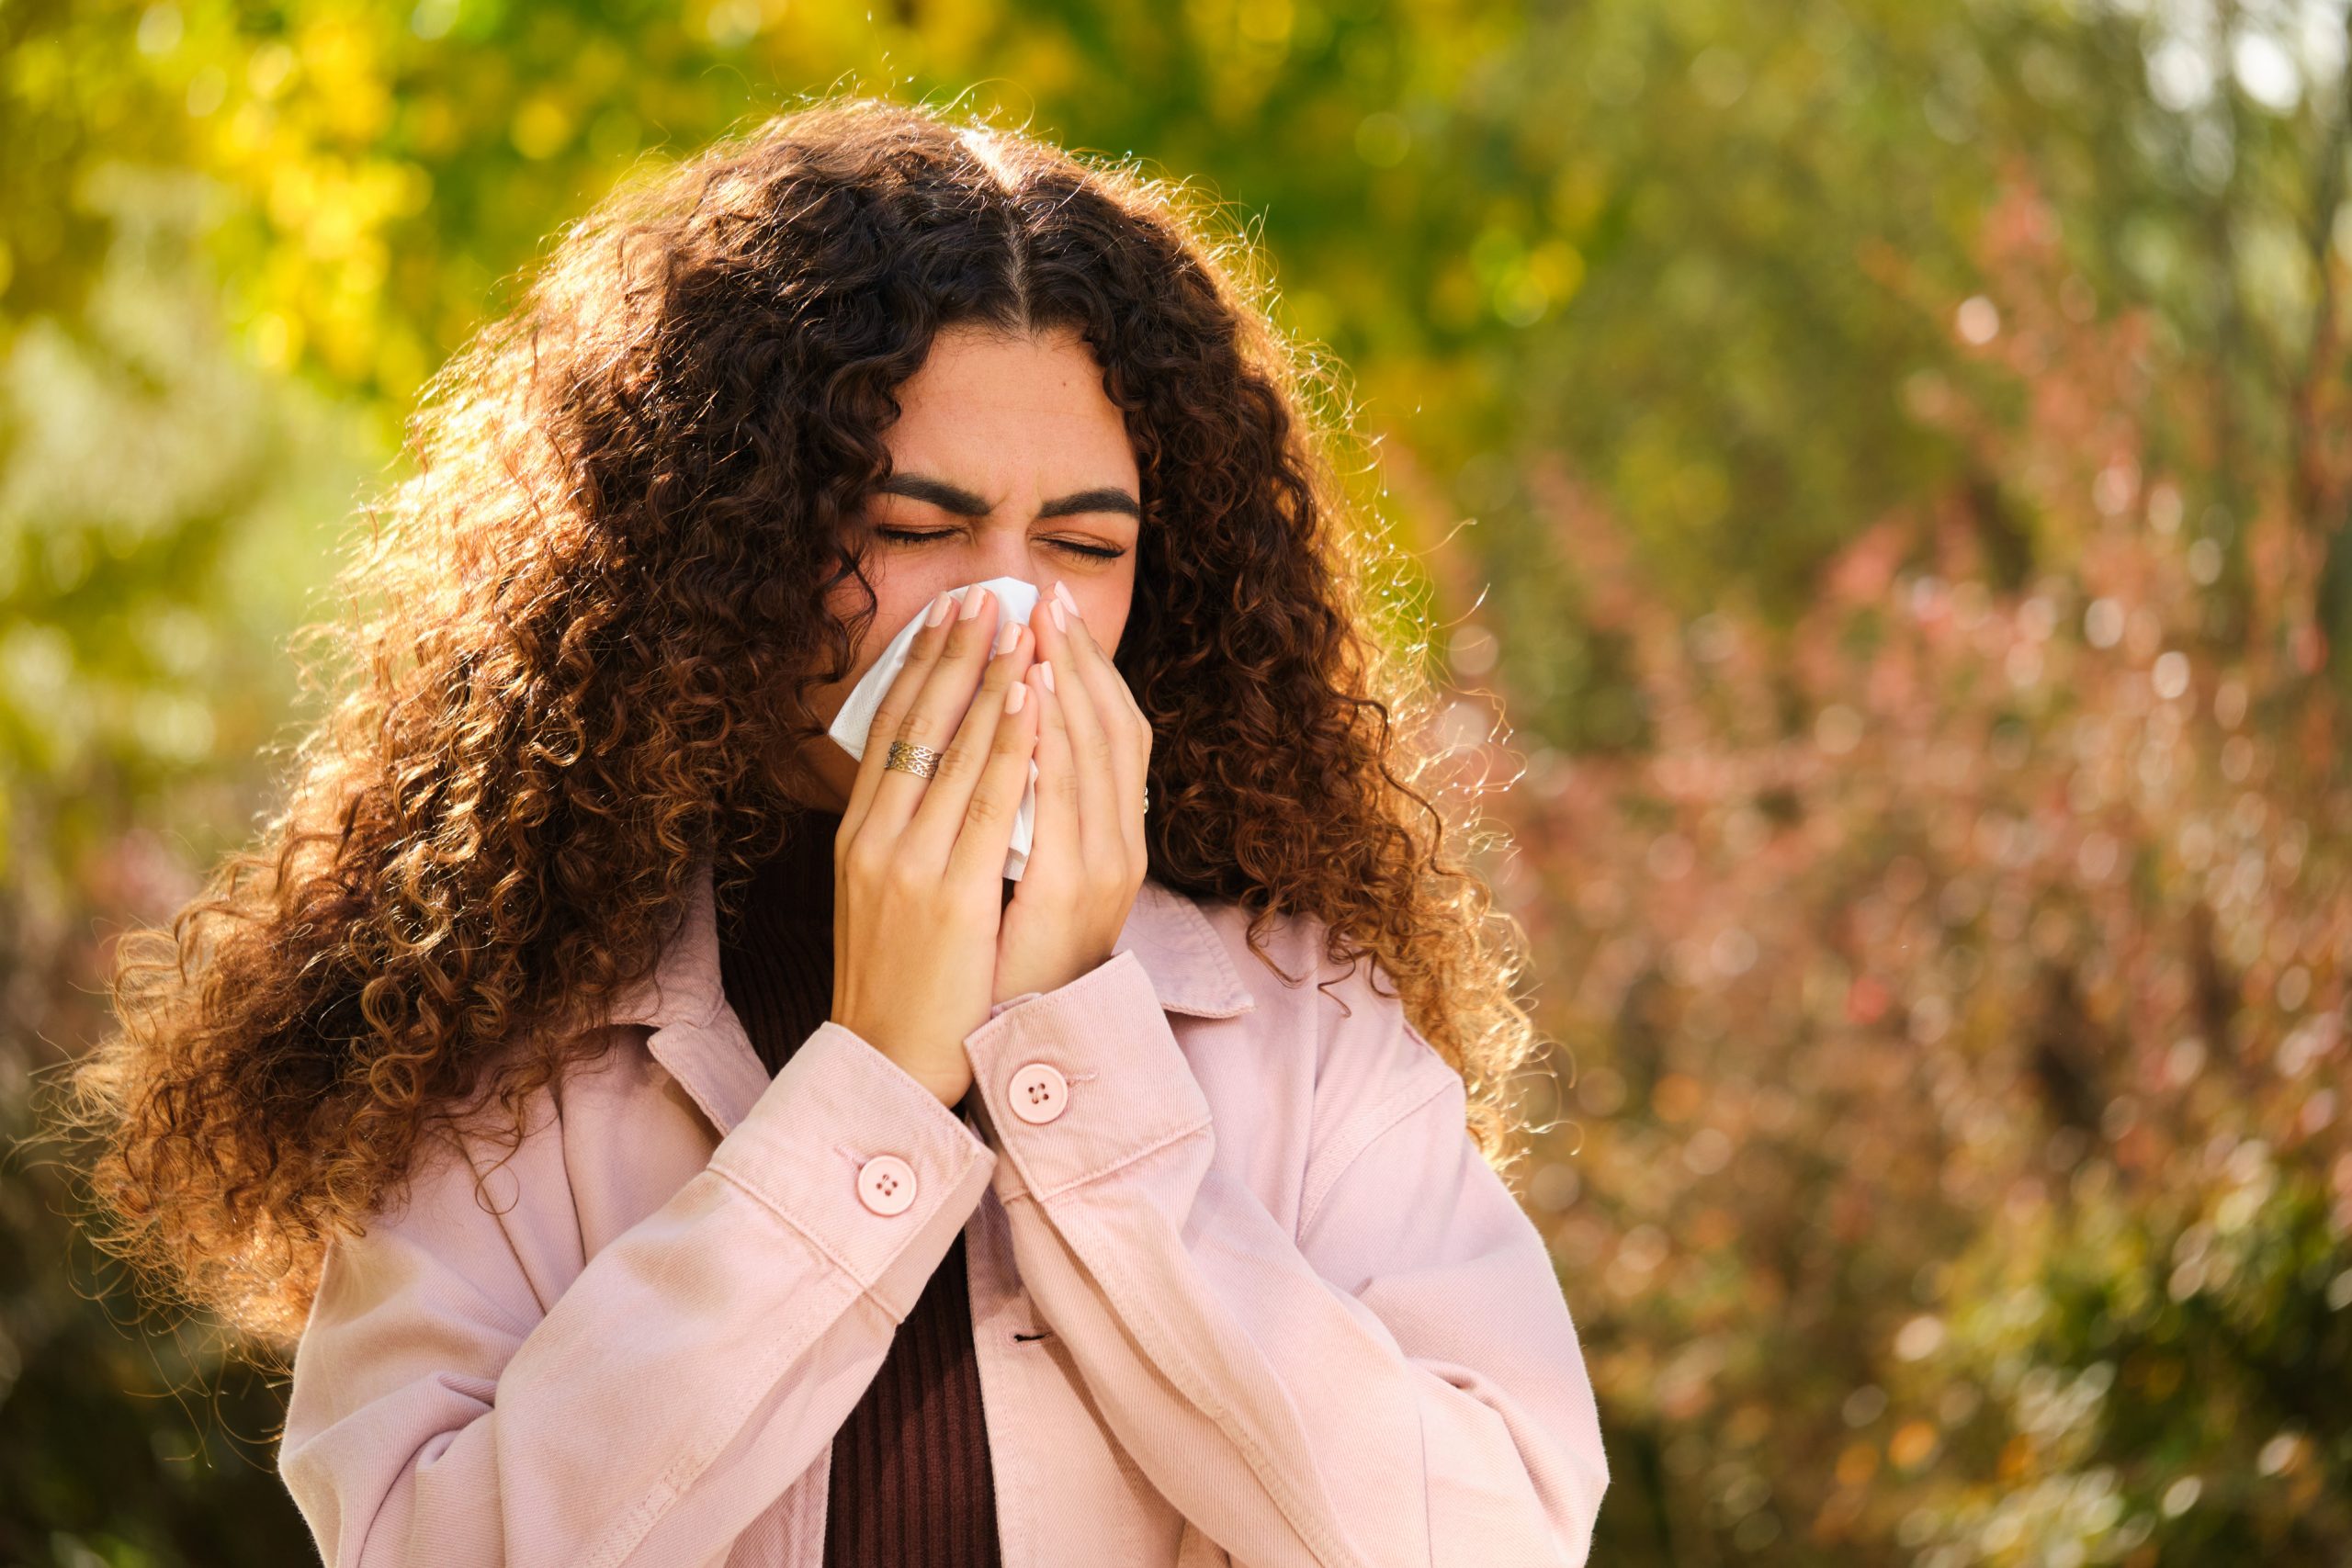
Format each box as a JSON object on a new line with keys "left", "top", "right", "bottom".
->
{"left": 842, "top": 586, "right": 959, "bottom": 840}
{"left": 1023, "top": 658, "right": 1077, "bottom": 885}
{"left": 902, "top": 606, "right": 1037, "bottom": 868}
{"left": 1032, "top": 581, "right": 1148, "bottom": 867}
{"left": 943, "top": 654, "right": 1043, "bottom": 886}
{"left": 1055, "top": 581, "right": 1151, "bottom": 739}
{"left": 861, "top": 583, "right": 1007, "bottom": 849}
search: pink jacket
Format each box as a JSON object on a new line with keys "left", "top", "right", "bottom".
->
{"left": 277, "top": 862, "right": 1610, "bottom": 1567}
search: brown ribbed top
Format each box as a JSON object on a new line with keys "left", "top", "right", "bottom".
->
{"left": 715, "top": 807, "right": 1001, "bottom": 1565}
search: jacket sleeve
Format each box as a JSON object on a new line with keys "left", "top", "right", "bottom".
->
{"left": 961, "top": 949, "right": 1610, "bottom": 1568}
{"left": 277, "top": 1021, "right": 997, "bottom": 1568}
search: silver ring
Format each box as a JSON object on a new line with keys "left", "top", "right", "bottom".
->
{"left": 884, "top": 739, "right": 944, "bottom": 780}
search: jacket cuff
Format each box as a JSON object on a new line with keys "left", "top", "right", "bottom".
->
{"left": 987, "top": 990, "right": 1043, "bottom": 1021}
{"left": 962, "top": 948, "right": 1214, "bottom": 1203}
{"left": 707, "top": 1021, "right": 996, "bottom": 1323}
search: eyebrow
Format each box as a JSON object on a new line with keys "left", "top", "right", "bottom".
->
{"left": 873, "top": 473, "right": 1141, "bottom": 522}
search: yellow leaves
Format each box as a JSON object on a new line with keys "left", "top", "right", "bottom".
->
{"left": 249, "top": 309, "right": 300, "bottom": 372}
{"left": 695, "top": 0, "right": 768, "bottom": 51}
{"left": 1002, "top": 31, "right": 1083, "bottom": 101}
{"left": 404, "top": 94, "right": 461, "bottom": 158}
{"left": 6, "top": 34, "right": 72, "bottom": 107}
{"left": 386, "top": 160, "right": 434, "bottom": 220}
{"left": 245, "top": 39, "right": 297, "bottom": 100}
{"left": 1528, "top": 237, "right": 1586, "bottom": 306}
{"left": 243, "top": 144, "right": 425, "bottom": 378}
{"left": 1464, "top": 215, "right": 1586, "bottom": 327}
{"left": 1238, "top": 0, "right": 1294, "bottom": 49}
{"left": 205, "top": 30, "right": 431, "bottom": 385}
{"left": 265, "top": 159, "right": 317, "bottom": 236}
{"left": 509, "top": 93, "right": 574, "bottom": 162}
{"left": 297, "top": 16, "right": 390, "bottom": 144}
{"left": 222, "top": 96, "right": 274, "bottom": 158}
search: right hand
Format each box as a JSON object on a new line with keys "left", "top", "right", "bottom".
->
{"left": 831, "top": 583, "right": 1041, "bottom": 1106}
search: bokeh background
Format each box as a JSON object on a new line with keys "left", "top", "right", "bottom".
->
{"left": 6, "top": 1, "right": 2351, "bottom": 1564}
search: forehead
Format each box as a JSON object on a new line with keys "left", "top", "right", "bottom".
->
{"left": 885, "top": 324, "right": 1137, "bottom": 487}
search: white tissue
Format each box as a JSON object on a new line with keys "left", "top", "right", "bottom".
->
{"left": 825, "top": 575, "right": 1045, "bottom": 880}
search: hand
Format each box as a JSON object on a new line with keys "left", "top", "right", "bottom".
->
{"left": 994, "top": 577, "right": 1151, "bottom": 1007}
{"left": 832, "top": 584, "right": 1041, "bottom": 1105}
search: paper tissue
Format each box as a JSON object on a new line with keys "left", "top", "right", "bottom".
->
{"left": 825, "top": 575, "right": 1044, "bottom": 880}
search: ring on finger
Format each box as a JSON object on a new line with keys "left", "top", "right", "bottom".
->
{"left": 885, "top": 739, "right": 944, "bottom": 780}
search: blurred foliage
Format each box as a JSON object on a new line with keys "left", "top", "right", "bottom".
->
{"left": 4, "top": 0, "right": 2350, "bottom": 1563}
{"left": 1493, "top": 180, "right": 2350, "bottom": 1563}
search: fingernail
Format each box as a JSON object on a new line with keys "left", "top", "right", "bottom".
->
{"left": 958, "top": 585, "right": 989, "bottom": 621}
{"left": 1048, "top": 598, "right": 1067, "bottom": 632}
{"left": 1054, "top": 580, "right": 1080, "bottom": 617}
{"left": 1005, "top": 681, "right": 1027, "bottom": 714}
{"left": 1038, "top": 660, "right": 1056, "bottom": 693}
{"left": 925, "top": 591, "right": 954, "bottom": 626}
{"left": 994, "top": 618, "right": 1020, "bottom": 655}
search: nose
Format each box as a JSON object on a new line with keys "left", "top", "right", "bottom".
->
{"left": 967, "top": 546, "right": 1046, "bottom": 606}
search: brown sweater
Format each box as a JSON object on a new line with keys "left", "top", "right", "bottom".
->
{"left": 715, "top": 807, "right": 1001, "bottom": 1565}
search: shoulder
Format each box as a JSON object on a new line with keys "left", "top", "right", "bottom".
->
{"left": 1175, "top": 892, "right": 1466, "bottom": 1190}
{"left": 1183, "top": 893, "right": 1456, "bottom": 1083}
{"left": 339, "top": 1024, "right": 686, "bottom": 1314}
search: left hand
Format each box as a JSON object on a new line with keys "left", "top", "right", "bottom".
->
{"left": 992, "top": 578, "right": 1152, "bottom": 1006}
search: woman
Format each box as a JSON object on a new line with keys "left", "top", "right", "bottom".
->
{"left": 66, "top": 96, "right": 1609, "bottom": 1565}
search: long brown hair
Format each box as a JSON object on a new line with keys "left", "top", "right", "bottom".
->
{"left": 56, "top": 94, "right": 1543, "bottom": 1349}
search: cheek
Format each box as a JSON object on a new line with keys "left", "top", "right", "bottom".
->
{"left": 1073, "top": 572, "right": 1136, "bottom": 655}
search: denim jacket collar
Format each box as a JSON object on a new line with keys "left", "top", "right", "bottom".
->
{"left": 602, "top": 858, "right": 1254, "bottom": 1138}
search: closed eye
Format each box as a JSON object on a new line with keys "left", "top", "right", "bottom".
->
{"left": 876, "top": 528, "right": 1125, "bottom": 561}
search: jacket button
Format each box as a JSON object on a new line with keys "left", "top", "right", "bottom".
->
{"left": 1008, "top": 1062, "right": 1068, "bottom": 1124}
{"left": 856, "top": 1154, "right": 918, "bottom": 1215}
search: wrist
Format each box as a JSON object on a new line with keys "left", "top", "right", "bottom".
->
{"left": 910, "top": 1064, "right": 974, "bottom": 1108}
{"left": 833, "top": 1018, "right": 973, "bottom": 1108}
{"left": 993, "top": 948, "right": 1114, "bottom": 1009}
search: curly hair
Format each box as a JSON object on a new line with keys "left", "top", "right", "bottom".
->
{"left": 56, "top": 94, "right": 1543, "bottom": 1349}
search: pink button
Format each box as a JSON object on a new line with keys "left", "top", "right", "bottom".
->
{"left": 1008, "top": 1062, "right": 1069, "bottom": 1123}
{"left": 856, "top": 1154, "right": 917, "bottom": 1216}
